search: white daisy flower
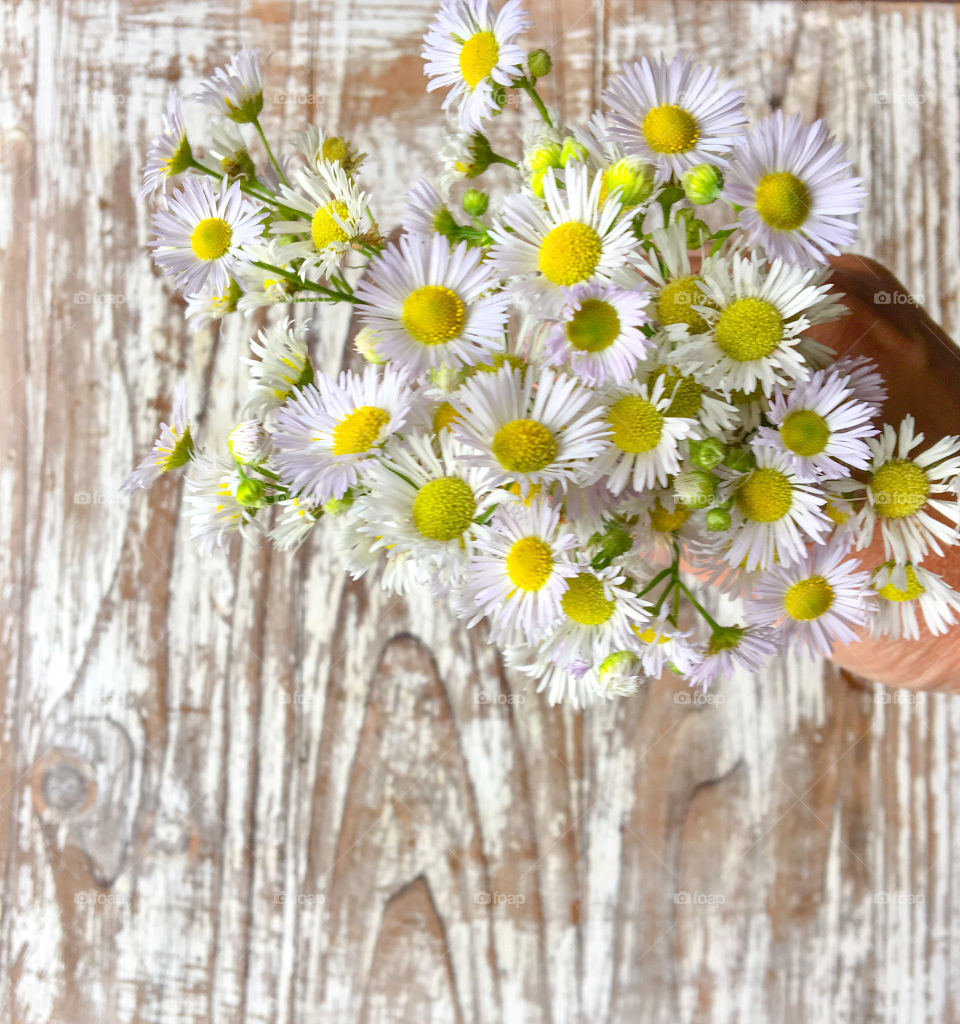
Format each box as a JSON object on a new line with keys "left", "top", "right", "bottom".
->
{"left": 869, "top": 562, "right": 960, "bottom": 640}
{"left": 488, "top": 164, "right": 638, "bottom": 307}
{"left": 746, "top": 544, "right": 874, "bottom": 657}
{"left": 271, "top": 162, "right": 373, "bottom": 279}
{"left": 630, "top": 614, "right": 702, "bottom": 678}
{"left": 269, "top": 497, "right": 322, "bottom": 551}
{"left": 122, "top": 379, "right": 194, "bottom": 493}
{"left": 602, "top": 55, "right": 747, "bottom": 182}
{"left": 244, "top": 318, "right": 314, "bottom": 419}
{"left": 353, "top": 234, "right": 510, "bottom": 375}
{"left": 290, "top": 125, "right": 365, "bottom": 174}
{"left": 636, "top": 361, "right": 739, "bottom": 437}
{"left": 422, "top": 0, "right": 529, "bottom": 133}
{"left": 463, "top": 494, "right": 579, "bottom": 643}
{"left": 194, "top": 47, "right": 265, "bottom": 123}
{"left": 502, "top": 644, "right": 601, "bottom": 708}
{"left": 401, "top": 179, "right": 454, "bottom": 238}
{"left": 853, "top": 415, "right": 960, "bottom": 563}
{"left": 831, "top": 354, "right": 887, "bottom": 413}
{"left": 227, "top": 419, "right": 271, "bottom": 465}
{"left": 139, "top": 89, "right": 193, "bottom": 201}
{"left": 671, "top": 253, "right": 846, "bottom": 397}
{"left": 588, "top": 375, "right": 696, "bottom": 495}
{"left": 541, "top": 281, "right": 651, "bottom": 386}
{"left": 234, "top": 239, "right": 299, "bottom": 313}
{"left": 207, "top": 119, "right": 253, "bottom": 177}
{"left": 687, "top": 624, "right": 777, "bottom": 690}
{"left": 355, "top": 431, "right": 502, "bottom": 572}
{"left": 184, "top": 281, "right": 243, "bottom": 329}
{"left": 271, "top": 365, "right": 413, "bottom": 502}
{"left": 538, "top": 563, "right": 650, "bottom": 669}
{"left": 183, "top": 452, "right": 262, "bottom": 554}
{"left": 452, "top": 365, "right": 609, "bottom": 492}
{"left": 753, "top": 368, "right": 878, "bottom": 481}
{"left": 151, "top": 177, "right": 266, "bottom": 295}
{"left": 635, "top": 220, "right": 718, "bottom": 337}
{"left": 723, "top": 112, "right": 866, "bottom": 266}
{"left": 724, "top": 446, "right": 831, "bottom": 571}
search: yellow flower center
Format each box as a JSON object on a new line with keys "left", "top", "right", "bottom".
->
{"left": 190, "top": 217, "right": 233, "bottom": 261}
{"left": 566, "top": 299, "right": 621, "bottom": 352}
{"left": 561, "top": 573, "right": 615, "bottom": 626}
{"left": 633, "top": 628, "right": 671, "bottom": 646}
{"left": 877, "top": 564, "right": 926, "bottom": 602}
{"left": 459, "top": 30, "right": 499, "bottom": 88}
{"left": 642, "top": 104, "right": 700, "bottom": 154}
{"left": 656, "top": 276, "right": 711, "bottom": 333}
{"left": 491, "top": 419, "right": 558, "bottom": 474}
{"left": 755, "top": 171, "right": 811, "bottom": 231}
{"left": 649, "top": 499, "right": 689, "bottom": 533}
{"left": 651, "top": 366, "right": 702, "bottom": 417}
{"left": 714, "top": 297, "right": 783, "bottom": 361}
{"left": 401, "top": 285, "right": 466, "bottom": 346}
{"left": 736, "top": 467, "right": 793, "bottom": 522}
{"left": 783, "top": 575, "right": 834, "bottom": 621}
{"left": 311, "top": 200, "right": 350, "bottom": 250}
{"left": 780, "top": 410, "right": 831, "bottom": 457}
{"left": 331, "top": 405, "right": 390, "bottom": 455}
{"left": 505, "top": 536, "right": 554, "bottom": 591}
{"left": 870, "top": 459, "right": 930, "bottom": 519}
{"left": 432, "top": 401, "right": 460, "bottom": 434}
{"left": 608, "top": 395, "right": 664, "bottom": 454}
{"left": 321, "top": 137, "right": 349, "bottom": 165}
{"left": 538, "top": 222, "right": 603, "bottom": 286}
{"left": 411, "top": 477, "right": 476, "bottom": 541}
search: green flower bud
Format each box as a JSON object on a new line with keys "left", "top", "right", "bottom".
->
{"left": 433, "top": 206, "right": 459, "bottom": 238}
{"left": 323, "top": 494, "right": 354, "bottom": 516}
{"left": 602, "top": 157, "right": 655, "bottom": 208}
{"left": 529, "top": 142, "right": 563, "bottom": 173}
{"left": 462, "top": 188, "right": 489, "bottom": 217}
{"left": 705, "top": 508, "right": 732, "bottom": 532}
{"left": 236, "top": 478, "right": 266, "bottom": 508}
{"left": 590, "top": 522, "right": 634, "bottom": 569}
{"left": 723, "top": 447, "right": 756, "bottom": 474}
{"left": 681, "top": 163, "right": 724, "bottom": 205}
{"left": 676, "top": 207, "right": 709, "bottom": 248}
{"left": 689, "top": 438, "right": 727, "bottom": 470}
{"left": 560, "top": 137, "right": 589, "bottom": 166}
{"left": 674, "top": 470, "right": 716, "bottom": 510}
{"left": 527, "top": 49, "right": 553, "bottom": 79}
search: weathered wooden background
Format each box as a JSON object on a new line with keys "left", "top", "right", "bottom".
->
{"left": 3, "top": 1, "right": 960, "bottom": 1021}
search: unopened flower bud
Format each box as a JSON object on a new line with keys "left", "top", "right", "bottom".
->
{"left": 602, "top": 157, "right": 655, "bottom": 208}
{"left": 323, "top": 494, "right": 354, "bottom": 516}
{"left": 705, "top": 508, "right": 731, "bottom": 532}
{"left": 527, "top": 49, "right": 552, "bottom": 79}
{"left": 560, "top": 137, "right": 588, "bottom": 166}
{"left": 689, "top": 438, "right": 726, "bottom": 470}
{"left": 681, "top": 163, "right": 724, "bottom": 205}
{"left": 236, "top": 477, "right": 266, "bottom": 508}
{"left": 462, "top": 188, "right": 489, "bottom": 217}
{"left": 674, "top": 470, "right": 716, "bottom": 510}
{"left": 228, "top": 420, "right": 270, "bottom": 465}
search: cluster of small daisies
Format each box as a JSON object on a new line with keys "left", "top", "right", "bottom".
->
{"left": 127, "top": 3, "right": 960, "bottom": 706}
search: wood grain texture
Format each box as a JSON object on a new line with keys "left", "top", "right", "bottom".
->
{"left": 3, "top": 1, "right": 960, "bottom": 1021}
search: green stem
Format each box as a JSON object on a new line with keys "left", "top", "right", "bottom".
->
{"left": 517, "top": 79, "right": 553, "bottom": 127}
{"left": 635, "top": 566, "right": 674, "bottom": 598}
{"left": 253, "top": 119, "right": 289, "bottom": 186}
{"left": 677, "top": 580, "right": 723, "bottom": 632}
{"left": 187, "top": 157, "right": 283, "bottom": 206}
{"left": 251, "top": 261, "right": 360, "bottom": 303}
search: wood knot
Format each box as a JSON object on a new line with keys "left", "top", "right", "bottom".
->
{"left": 31, "top": 751, "right": 97, "bottom": 820}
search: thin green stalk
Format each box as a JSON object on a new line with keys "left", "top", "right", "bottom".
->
{"left": 253, "top": 119, "right": 288, "bottom": 186}
{"left": 251, "top": 261, "right": 360, "bottom": 303}
{"left": 517, "top": 79, "right": 553, "bottom": 127}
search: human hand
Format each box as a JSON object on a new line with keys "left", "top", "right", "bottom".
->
{"left": 802, "top": 255, "right": 960, "bottom": 692}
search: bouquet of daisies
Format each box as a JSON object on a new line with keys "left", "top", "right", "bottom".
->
{"left": 126, "top": 0, "right": 960, "bottom": 706}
